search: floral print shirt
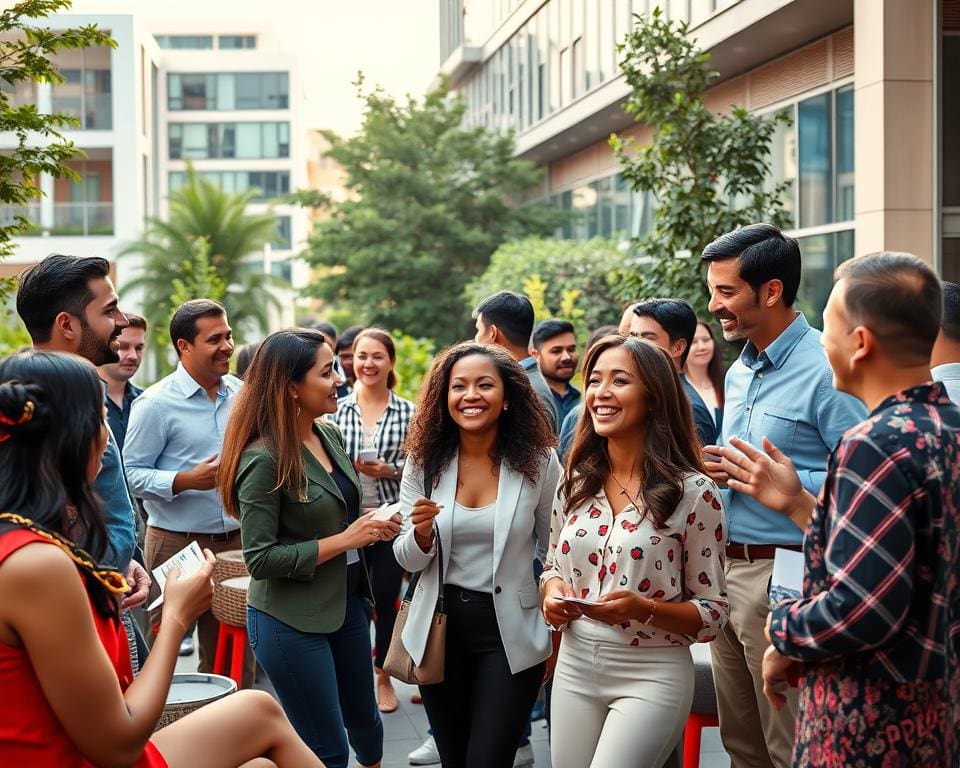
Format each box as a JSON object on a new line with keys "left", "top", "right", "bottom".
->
{"left": 769, "top": 383, "right": 960, "bottom": 767}
{"left": 542, "top": 472, "right": 729, "bottom": 646}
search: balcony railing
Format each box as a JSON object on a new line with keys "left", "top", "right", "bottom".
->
{"left": 0, "top": 204, "right": 42, "bottom": 236}
{"left": 52, "top": 202, "right": 114, "bottom": 235}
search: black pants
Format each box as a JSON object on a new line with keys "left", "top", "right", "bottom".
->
{"left": 366, "top": 539, "right": 406, "bottom": 669}
{"left": 420, "top": 585, "right": 545, "bottom": 768}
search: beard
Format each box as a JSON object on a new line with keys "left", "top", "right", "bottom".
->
{"left": 76, "top": 320, "right": 120, "bottom": 366}
{"left": 543, "top": 367, "right": 575, "bottom": 385}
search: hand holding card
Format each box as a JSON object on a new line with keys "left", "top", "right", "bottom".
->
{"left": 148, "top": 541, "right": 206, "bottom": 610}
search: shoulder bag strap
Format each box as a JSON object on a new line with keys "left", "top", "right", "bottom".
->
{"left": 400, "top": 468, "right": 437, "bottom": 603}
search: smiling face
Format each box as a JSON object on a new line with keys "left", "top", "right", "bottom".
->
{"left": 101, "top": 325, "right": 145, "bottom": 383}
{"left": 687, "top": 322, "right": 716, "bottom": 369}
{"left": 586, "top": 345, "right": 650, "bottom": 440}
{"left": 75, "top": 276, "right": 129, "bottom": 366}
{"left": 447, "top": 353, "right": 505, "bottom": 435}
{"left": 291, "top": 343, "right": 343, "bottom": 418}
{"left": 179, "top": 313, "right": 234, "bottom": 381}
{"left": 706, "top": 258, "right": 765, "bottom": 343}
{"left": 535, "top": 331, "right": 578, "bottom": 384}
{"left": 354, "top": 335, "right": 394, "bottom": 390}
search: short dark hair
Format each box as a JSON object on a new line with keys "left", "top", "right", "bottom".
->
{"left": 312, "top": 321, "right": 337, "bottom": 343}
{"left": 473, "top": 291, "right": 535, "bottom": 348}
{"left": 631, "top": 298, "right": 698, "bottom": 367}
{"left": 943, "top": 281, "right": 960, "bottom": 343}
{"left": 336, "top": 325, "right": 364, "bottom": 354}
{"left": 701, "top": 223, "right": 802, "bottom": 307}
{"left": 169, "top": 299, "right": 227, "bottom": 357}
{"left": 835, "top": 252, "right": 942, "bottom": 367}
{"left": 235, "top": 341, "right": 260, "bottom": 379}
{"left": 124, "top": 313, "right": 147, "bottom": 332}
{"left": 16, "top": 254, "right": 112, "bottom": 343}
{"left": 531, "top": 319, "right": 575, "bottom": 350}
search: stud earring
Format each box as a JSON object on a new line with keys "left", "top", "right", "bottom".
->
{"left": 503, "top": 403, "right": 509, "bottom": 411}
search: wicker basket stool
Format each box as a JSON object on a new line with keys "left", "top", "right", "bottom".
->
{"left": 212, "top": 576, "right": 250, "bottom": 688}
{"left": 213, "top": 549, "right": 248, "bottom": 585}
{"left": 155, "top": 673, "right": 236, "bottom": 731}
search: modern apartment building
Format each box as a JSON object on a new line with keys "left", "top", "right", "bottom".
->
{"left": 439, "top": 0, "right": 943, "bottom": 321}
{"left": 1, "top": 14, "right": 308, "bottom": 331}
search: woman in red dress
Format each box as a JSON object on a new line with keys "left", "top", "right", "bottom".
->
{"left": 0, "top": 350, "right": 322, "bottom": 768}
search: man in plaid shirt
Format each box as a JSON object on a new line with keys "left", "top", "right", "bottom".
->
{"left": 718, "top": 252, "right": 960, "bottom": 767}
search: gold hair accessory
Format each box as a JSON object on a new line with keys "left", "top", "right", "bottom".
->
{"left": 0, "top": 400, "right": 35, "bottom": 442}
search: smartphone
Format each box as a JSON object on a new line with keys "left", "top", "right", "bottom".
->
{"left": 358, "top": 449, "right": 379, "bottom": 463}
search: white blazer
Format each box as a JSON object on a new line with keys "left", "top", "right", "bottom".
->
{"left": 393, "top": 450, "right": 561, "bottom": 675}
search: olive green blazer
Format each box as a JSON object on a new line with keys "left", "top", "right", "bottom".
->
{"left": 237, "top": 421, "right": 372, "bottom": 634}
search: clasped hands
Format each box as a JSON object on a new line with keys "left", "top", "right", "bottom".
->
{"left": 540, "top": 578, "right": 644, "bottom": 627}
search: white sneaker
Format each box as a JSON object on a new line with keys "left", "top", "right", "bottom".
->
{"left": 409, "top": 735, "right": 440, "bottom": 766}
{"left": 513, "top": 742, "right": 535, "bottom": 768}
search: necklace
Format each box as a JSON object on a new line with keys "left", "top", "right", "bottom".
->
{"left": 609, "top": 473, "right": 643, "bottom": 512}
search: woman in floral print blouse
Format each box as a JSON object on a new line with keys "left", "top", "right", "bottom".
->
{"left": 540, "top": 335, "right": 729, "bottom": 768}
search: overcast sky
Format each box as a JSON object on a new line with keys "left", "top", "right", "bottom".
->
{"left": 65, "top": 0, "right": 440, "bottom": 136}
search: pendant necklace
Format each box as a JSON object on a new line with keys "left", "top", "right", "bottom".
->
{"left": 610, "top": 473, "right": 643, "bottom": 512}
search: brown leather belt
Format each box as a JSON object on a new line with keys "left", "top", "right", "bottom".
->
{"left": 726, "top": 543, "right": 802, "bottom": 561}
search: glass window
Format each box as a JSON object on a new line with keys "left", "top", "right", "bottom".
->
{"left": 51, "top": 53, "right": 112, "bottom": 129}
{"left": 559, "top": 47, "right": 570, "bottom": 105}
{"left": 795, "top": 229, "right": 855, "bottom": 327}
{"left": 219, "top": 35, "right": 256, "bottom": 49}
{"left": 216, "top": 73, "right": 236, "bottom": 110}
{"left": 155, "top": 35, "right": 213, "bottom": 49}
{"left": 798, "top": 92, "right": 833, "bottom": 228}
{"left": 275, "top": 216, "right": 292, "bottom": 249}
{"left": 167, "top": 73, "right": 289, "bottom": 111}
{"left": 572, "top": 37, "right": 583, "bottom": 99}
{"left": 835, "top": 85, "right": 854, "bottom": 222}
{"left": 767, "top": 106, "right": 797, "bottom": 228}
{"left": 167, "top": 122, "right": 289, "bottom": 159}
{"left": 236, "top": 123, "right": 262, "bottom": 157}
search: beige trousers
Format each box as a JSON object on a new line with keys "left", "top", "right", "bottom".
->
{"left": 710, "top": 556, "right": 798, "bottom": 768}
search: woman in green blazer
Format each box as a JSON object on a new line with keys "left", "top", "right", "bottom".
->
{"left": 218, "top": 328, "right": 400, "bottom": 768}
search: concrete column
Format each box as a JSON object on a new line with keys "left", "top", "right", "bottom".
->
{"left": 853, "top": 0, "right": 935, "bottom": 263}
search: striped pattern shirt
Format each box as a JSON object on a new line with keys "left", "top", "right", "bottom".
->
{"left": 331, "top": 390, "right": 415, "bottom": 506}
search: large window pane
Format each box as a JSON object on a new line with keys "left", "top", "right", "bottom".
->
{"left": 795, "top": 233, "right": 834, "bottom": 328}
{"left": 236, "top": 123, "right": 262, "bottom": 157}
{"left": 798, "top": 92, "right": 833, "bottom": 228}
{"left": 835, "top": 85, "right": 854, "bottom": 222}
{"left": 167, "top": 122, "right": 289, "bottom": 158}
{"left": 767, "top": 106, "right": 797, "bottom": 228}
{"left": 52, "top": 70, "right": 83, "bottom": 122}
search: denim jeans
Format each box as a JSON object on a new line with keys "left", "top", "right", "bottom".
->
{"left": 247, "top": 576, "right": 383, "bottom": 767}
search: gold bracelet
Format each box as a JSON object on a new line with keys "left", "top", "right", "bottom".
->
{"left": 643, "top": 599, "right": 657, "bottom": 625}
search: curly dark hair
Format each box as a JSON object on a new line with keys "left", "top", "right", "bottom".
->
{"left": 404, "top": 342, "right": 556, "bottom": 485}
{"left": 563, "top": 335, "right": 706, "bottom": 528}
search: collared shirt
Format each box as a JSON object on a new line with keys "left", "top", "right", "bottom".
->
{"left": 123, "top": 363, "right": 242, "bottom": 534}
{"left": 520, "top": 356, "right": 560, "bottom": 434}
{"left": 721, "top": 313, "right": 865, "bottom": 545}
{"left": 769, "top": 383, "right": 960, "bottom": 765}
{"left": 551, "top": 383, "right": 581, "bottom": 428}
{"left": 95, "top": 423, "right": 137, "bottom": 570}
{"left": 932, "top": 362, "right": 960, "bottom": 403}
{"left": 330, "top": 389, "right": 415, "bottom": 506}
{"left": 103, "top": 380, "right": 144, "bottom": 454}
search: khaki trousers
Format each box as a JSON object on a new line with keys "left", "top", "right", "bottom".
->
{"left": 144, "top": 526, "right": 256, "bottom": 689}
{"left": 710, "top": 556, "right": 798, "bottom": 768}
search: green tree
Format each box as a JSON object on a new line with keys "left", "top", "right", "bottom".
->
{"left": 298, "top": 79, "right": 561, "bottom": 344}
{"left": 465, "top": 237, "right": 626, "bottom": 333}
{"left": 610, "top": 7, "right": 791, "bottom": 316}
{"left": 0, "top": 1, "right": 114, "bottom": 298}
{"left": 391, "top": 330, "right": 435, "bottom": 403}
{"left": 120, "top": 167, "right": 285, "bottom": 371}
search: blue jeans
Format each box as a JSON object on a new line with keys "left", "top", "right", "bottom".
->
{"left": 247, "top": 589, "right": 383, "bottom": 767}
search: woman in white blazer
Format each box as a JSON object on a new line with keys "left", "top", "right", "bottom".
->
{"left": 394, "top": 342, "right": 560, "bottom": 768}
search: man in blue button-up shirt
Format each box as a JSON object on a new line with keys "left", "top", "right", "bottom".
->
{"left": 124, "top": 299, "right": 252, "bottom": 684}
{"left": 700, "top": 224, "right": 865, "bottom": 768}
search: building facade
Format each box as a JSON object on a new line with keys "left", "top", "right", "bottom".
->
{"left": 439, "top": 0, "right": 943, "bottom": 322}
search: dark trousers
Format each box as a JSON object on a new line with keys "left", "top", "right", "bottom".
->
{"left": 421, "top": 585, "right": 545, "bottom": 768}
{"left": 247, "top": 566, "right": 383, "bottom": 768}
{"left": 366, "top": 538, "right": 405, "bottom": 669}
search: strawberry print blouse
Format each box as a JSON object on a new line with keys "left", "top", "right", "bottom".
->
{"left": 542, "top": 472, "right": 729, "bottom": 647}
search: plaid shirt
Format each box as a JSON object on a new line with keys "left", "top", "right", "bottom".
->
{"left": 770, "top": 383, "right": 960, "bottom": 765}
{"left": 330, "top": 390, "right": 415, "bottom": 505}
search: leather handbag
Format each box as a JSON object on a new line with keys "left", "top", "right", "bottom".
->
{"left": 383, "top": 470, "right": 446, "bottom": 685}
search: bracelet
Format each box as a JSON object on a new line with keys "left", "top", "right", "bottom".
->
{"left": 643, "top": 599, "right": 657, "bottom": 625}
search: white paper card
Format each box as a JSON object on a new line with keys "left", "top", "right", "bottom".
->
{"left": 556, "top": 595, "right": 603, "bottom": 607}
{"left": 769, "top": 547, "right": 804, "bottom": 605}
{"left": 148, "top": 541, "right": 205, "bottom": 611}
{"left": 370, "top": 503, "right": 400, "bottom": 522}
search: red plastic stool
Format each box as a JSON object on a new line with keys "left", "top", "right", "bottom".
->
{"left": 213, "top": 623, "right": 248, "bottom": 688}
{"left": 683, "top": 711, "right": 720, "bottom": 768}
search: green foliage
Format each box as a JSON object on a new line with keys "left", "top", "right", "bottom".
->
{"left": 0, "top": 304, "right": 30, "bottom": 356}
{"left": 465, "top": 237, "right": 626, "bottom": 333}
{"left": 0, "top": 1, "right": 115, "bottom": 300}
{"left": 390, "top": 330, "right": 435, "bottom": 404}
{"left": 120, "top": 167, "right": 286, "bottom": 372}
{"left": 610, "top": 8, "right": 792, "bottom": 317}
{"left": 298, "top": 77, "right": 561, "bottom": 345}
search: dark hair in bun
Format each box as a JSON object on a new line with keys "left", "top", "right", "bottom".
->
{"left": 0, "top": 350, "right": 107, "bottom": 560}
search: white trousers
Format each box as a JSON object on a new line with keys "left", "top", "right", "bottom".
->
{"left": 550, "top": 622, "right": 694, "bottom": 768}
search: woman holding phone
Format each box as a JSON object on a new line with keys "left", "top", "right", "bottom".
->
{"left": 394, "top": 342, "right": 560, "bottom": 767}
{"left": 331, "top": 327, "right": 415, "bottom": 713}
{"left": 540, "top": 336, "right": 729, "bottom": 768}
{"left": 218, "top": 328, "right": 399, "bottom": 768}
{"left": 0, "top": 350, "right": 320, "bottom": 768}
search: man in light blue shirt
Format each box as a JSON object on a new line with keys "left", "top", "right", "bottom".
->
{"left": 932, "top": 281, "right": 960, "bottom": 403}
{"left": 124, "top": 299, "right": 251, "bottom": 682}
{"left": 701, "top": 224, "right": 865, "bottom": 768}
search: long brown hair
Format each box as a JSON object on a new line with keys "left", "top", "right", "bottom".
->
{"left": 404, "top": 342, "right": 556, "bottom": 485}
{"left": 353, "top": 327, "right": 397, "bottom": 389}
{"left": 695, "top": 319, "right": 725, "bottom": 409}
{"left": 563, "top": 335, "right": 706, "bottom": 528}
{"left": 218, "top": 328, "right": 330, "bottom": 519}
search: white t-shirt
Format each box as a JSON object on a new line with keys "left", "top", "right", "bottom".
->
{"left": 445, "top": 500, "right": 497, "bottom": 593}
